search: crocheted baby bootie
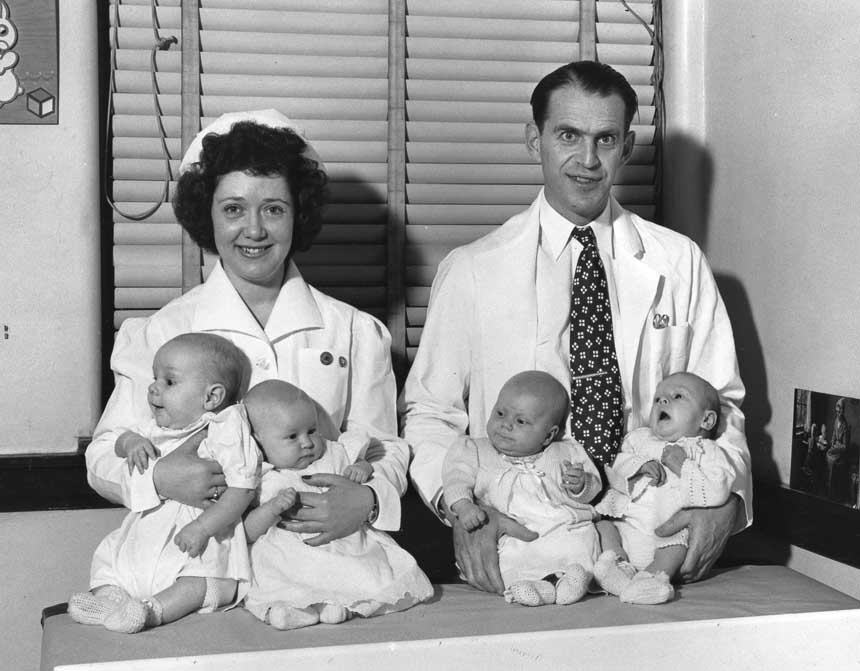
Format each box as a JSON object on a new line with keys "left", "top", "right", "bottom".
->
{"left": 619, "top": 571, "right": 674, "bottom": 605}
{"left": 594, "top": 550, "right": 637, "bottom": 596}
{"left": 555, "top": 565, "right": 591, "bottom": 605}
{"left": 103, "top": 595, "right": 149, "bottom": 634}
{"left": 318, "top": 603, "right": 350, "bottom": 624}
{"left": 67, "top": 586, "right": 129, "bottom": 626}
{"left": 504, "top": 580, "right": 556, "bottom": 607}
{"left": 266, "top": 603, "right": 320, "bottom": 630}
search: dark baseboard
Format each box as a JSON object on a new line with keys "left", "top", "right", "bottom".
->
{"left": 0, "top": 439, "right": 117, "bottom": 512}
{"left": 746, "top": 479, "right": 860, "bottom": 569}
{"left": 1, "top": 448, "right": 857, "bottom": 573}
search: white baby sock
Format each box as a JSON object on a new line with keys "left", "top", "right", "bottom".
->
{"left": 619, "top": 570, "right": 674, "bottom": 605}
{"left": 593, "top": 550, "right": 637, "bottom": 596}
{"left": 318, "top": 603, "right": 350, "bottom": 624}
{"left": 555, "top": 565, "right": 591, "bottom": 605}
{"left": 504, "top": 579, "right": 556, "bottom": 607}
{"left": 266, "top": 602, "right": 320, "bottom": 630}
{"left": 67, "top": 586, "right": 129, "bottom": 626}
{"left": 102, "top": 595, "right": 149, "bottom": 634}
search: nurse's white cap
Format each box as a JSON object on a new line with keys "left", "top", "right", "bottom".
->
{"left": 178, "top": 109, "right": 324, "bottom": 174}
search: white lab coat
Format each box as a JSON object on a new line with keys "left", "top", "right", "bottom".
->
{"left": 87, "top": 261, "right": 407, "bottom": 530}
{"left": 401, "top": 194, "right": 751, "bottom": 528}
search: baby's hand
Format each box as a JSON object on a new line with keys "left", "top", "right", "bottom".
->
{"left": 267, "top": 487, "right": 298, "bottom": 516}
{"left": 561, "top": 460, "right": 587, "bottom": 496}
{"left": 117, "top": 432, "right": 161, "bottom": 475}
{"left": 450, "top": 500, "right": 488, "bottom": 531}
{"left": 343, "top": 460, "right": 374, "bottom": 484}
{"left": 660, "top": 443, "right": 687, "bottom": 476}
{"left": 636, "top": 459, "right": 666, "bottom": 487}
{"left": 174, "top": 519, "right": 210, "bottom": 558}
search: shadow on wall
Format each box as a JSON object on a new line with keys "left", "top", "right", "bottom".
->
{"left": 662, "top": 131, "right": 778, "bottom": 484}
{"left": 661, "top": 131, "right": 713, "bottom": 249}
{"left": 663, "top": 132, "right": 789, "bottom": 564}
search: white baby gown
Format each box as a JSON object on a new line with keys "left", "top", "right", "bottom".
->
{"left": 244, "top": 440, "right": 433, "bottom": 621}
{"left": 90, "top": 405, "right": 259, "bottom": 607}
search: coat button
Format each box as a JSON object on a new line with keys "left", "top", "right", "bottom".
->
{"left": 320, "top": 351, "right": 333, "bottom": 365}
{"left": 338, "top": 356, "right": 347, "bottom": 368}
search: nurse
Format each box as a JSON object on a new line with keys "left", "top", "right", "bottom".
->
{"left": 401, "top": 61, "right": 751, "bottom": 593}
{"left": 87, "top": 110, "right": 407, "bottom": 543}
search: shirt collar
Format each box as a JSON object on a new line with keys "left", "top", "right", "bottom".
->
{"left": 537, "top": 188, "right": 614, "bottom": 261}
{"left": 192, "top": 260, "right": 323, "bottom": 339}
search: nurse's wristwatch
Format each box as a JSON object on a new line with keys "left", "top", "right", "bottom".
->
{"left": 366, "top": 486, "right": 379, "bottom": 525}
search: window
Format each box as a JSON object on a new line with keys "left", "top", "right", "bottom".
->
{"left": 106, "top": 0, "right": 660, "bottom": 376}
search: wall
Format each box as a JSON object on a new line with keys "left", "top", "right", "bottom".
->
{"left": 0, "top": 1, "right": 101, "bottom": 455}
{"left": 663, "top": 1, "right": 860, "bottom": 591}
{"left": 0, "top": 508, "right": 126, "bottom": 670}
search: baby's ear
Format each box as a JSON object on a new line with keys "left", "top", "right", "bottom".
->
{"left": 700, "top": 410, "right": 718, "bottom": 433}
{"left": 543, "top": 424, "right": 560, "bottom": 446}
{"left": 204, "top": 383, "right": 227, "bottom": 411}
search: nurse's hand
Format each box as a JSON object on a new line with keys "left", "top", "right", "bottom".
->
{"left": 153, "top": 429, "right": 226, "bottom": 508}
{"left": 448, "top": 499, "right": 538, "bottom": 594}
{"left": 279, "top": 473, "right": 374, "bottom": 546}
{"left": 655, "top": 494, "right": 740, "bottom": 582}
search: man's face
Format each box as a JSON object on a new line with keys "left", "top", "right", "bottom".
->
{"left": 526, "top": 84, "right": 634, "bottom": 226}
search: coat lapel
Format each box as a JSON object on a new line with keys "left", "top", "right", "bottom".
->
{"left": 474, "top": 200, "right": 541, "bottom": 398}
{"left": 608, "top": 202, "right": 662, "bottom": 404}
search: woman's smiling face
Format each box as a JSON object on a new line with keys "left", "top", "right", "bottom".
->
{"left": 211, "top": 170, "right": 294, "bottom": 291}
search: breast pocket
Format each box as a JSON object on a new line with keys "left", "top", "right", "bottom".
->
{"left": 647, "top": 323, "right": 692, "bottom": 376}
{"left": 297, "top": 347, "right": 350, "bottom": 432}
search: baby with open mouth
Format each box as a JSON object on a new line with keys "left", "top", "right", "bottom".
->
{"left": 592, "top": 372, "right": 735, "bottom": 605}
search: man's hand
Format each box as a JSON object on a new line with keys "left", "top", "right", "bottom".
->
{"left": 448, "top": 501, "right": 538, "bottom": 594}
{"left": 278, "top": 474, "right": 373, "bottom": 547}
{"left": 661, "top": 443, "right": 687, "bottom": 476}
{"left": 152, "top": 429, "right": 225, "bottom": 508}
{"left": 635, "top": 459, "right": 667, "bottom": 487}
{"left": 174, "top": 519, "right": 210, "bottom": 558}
{"left": 655, "top": 494, "right": 741, "bottom": 582}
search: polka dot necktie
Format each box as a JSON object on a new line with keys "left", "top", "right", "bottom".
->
{"left": 569, "top": 226, "right": 624, "bottom": 466}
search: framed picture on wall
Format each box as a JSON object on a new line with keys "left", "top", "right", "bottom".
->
{"left": 790, "top": 388, "right": 860, "bottom": 509}
{"left": 0, "top": 0, "right": 59, "bottom": 124}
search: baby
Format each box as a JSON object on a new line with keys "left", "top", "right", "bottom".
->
{"left": 594, "top": 372, "right": 734, "bottom": 604}
{"left": 69, "top": 333, "right": 258, "bottom": 633}
{"left": 442, "top": 370, "right": 602, "bottom": 607}
{"left": 242, "top": 380, "right": 433, "bottom": 630}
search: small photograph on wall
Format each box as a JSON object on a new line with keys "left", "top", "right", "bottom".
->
{"left": 0, "top": 0, "right": 59, "bottom": 124}
{"left": 790, "top": 388, "right": 860, "bottom": 509}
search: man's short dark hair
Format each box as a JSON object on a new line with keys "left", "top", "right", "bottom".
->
{"left": 530, "top": 60, "right": 639, "bottom": 132}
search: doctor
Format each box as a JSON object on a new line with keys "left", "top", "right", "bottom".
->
{"left": 401, "top": 61, "right": 751, "bottom": 593}
{"left": 87, "top": 110, "right": 407, "bottom": 544}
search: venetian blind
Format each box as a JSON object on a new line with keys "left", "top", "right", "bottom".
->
{"left": 108, "top": 0, "right": 390, "bottom": 327}
{"left": 107, "top": 0, "right": 659, "bottom": 358}
{"left": 402, "top": 0, "right": 657, "bottom": 360}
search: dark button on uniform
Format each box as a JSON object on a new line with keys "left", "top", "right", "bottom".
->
{"left": 338, "top": 356, "right": 348, "bottom": 368}
{"left": 320, "top": 351, "right": 333, "bottom": 365}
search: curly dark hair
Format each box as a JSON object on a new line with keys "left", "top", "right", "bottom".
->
{"left": 172, "top": 121, "right": 328, "bottom": 255}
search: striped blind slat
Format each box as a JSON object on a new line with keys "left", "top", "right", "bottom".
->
{"left": 108, "top": 0, "right": 660, "bottom": 362}
{"left": 110, "top": 1, "right": 390, "bottom": 324}
{"left": 403, "top": 0, "right": 658, "bottom": 355}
